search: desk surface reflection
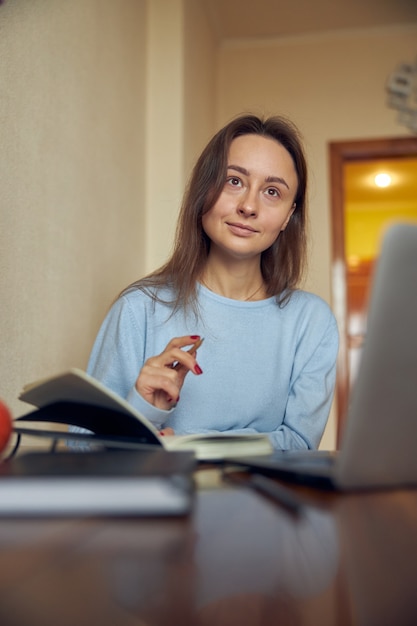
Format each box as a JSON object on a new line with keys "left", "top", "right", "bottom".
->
{"left": 0, "top": 467, "right": 416, "bottom": 626}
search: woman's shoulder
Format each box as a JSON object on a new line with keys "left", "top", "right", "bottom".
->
{"left": 289, "top": 288, "right": 331, "bottom": 308}
{"left": 119, "top": 283, "right": 175, "bottom": 304}
{"left": 286, "top": 289, "right": 337, "bottom": 324}
{"left": 107, "top": 285, "right": 176, "bottom": 322}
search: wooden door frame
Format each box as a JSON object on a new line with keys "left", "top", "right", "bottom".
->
{"left": 328, "top": 135, "right": 417, "bottom": 446}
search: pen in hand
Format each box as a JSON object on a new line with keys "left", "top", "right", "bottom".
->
{"left": 173, "top": 337, "right": 204, "bottom": 371}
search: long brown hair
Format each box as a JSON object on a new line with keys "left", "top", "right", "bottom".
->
{"left": 125, "top": 114, "right": 308, "bottom": 310}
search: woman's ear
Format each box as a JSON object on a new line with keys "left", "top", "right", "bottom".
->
{"left": 280, "top": 203, "right": 296, "bottom": 232}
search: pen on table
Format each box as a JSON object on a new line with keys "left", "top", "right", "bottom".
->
{"left": 224, "top": 470, "right": 304, "bottom": 516}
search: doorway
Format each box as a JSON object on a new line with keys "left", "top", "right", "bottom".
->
{"left": 329, "top": 136, "right": 417, "bottom": 445}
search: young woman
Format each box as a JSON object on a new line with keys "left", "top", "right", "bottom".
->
{"left": 87, "top": 114, "right": 338, "bottom": 450}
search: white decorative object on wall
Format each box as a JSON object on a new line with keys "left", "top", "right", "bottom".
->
{"left": 386, "top": 57, "right": 417, "bottom": 134}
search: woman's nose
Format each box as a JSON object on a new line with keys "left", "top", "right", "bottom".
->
{"left": 237, "top": 188, "right": 258, "bottom": 217}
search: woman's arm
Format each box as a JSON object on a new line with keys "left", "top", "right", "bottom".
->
{"left": 86, "top": 294, "right": 202, "bottom": 430}
{"left": 221, "top": 312, "right": 339, "bottom": 450}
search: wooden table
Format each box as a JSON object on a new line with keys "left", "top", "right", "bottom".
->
{"left": 0, "top": 466, "right": 416, "bottom": 626}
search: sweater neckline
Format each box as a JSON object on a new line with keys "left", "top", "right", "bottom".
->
{"left": 197, "top": 282, "right": 276, "bottom": 307}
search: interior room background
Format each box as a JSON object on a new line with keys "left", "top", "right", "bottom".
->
{"left": 1, "top": 0, "right": 416, "bottom": 449}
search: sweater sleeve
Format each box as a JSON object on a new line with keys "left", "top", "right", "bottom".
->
{"left": 86, "top": 295, "right": 172, "bottom": 430}
{"left": 271, "top": 309, "right": 339, "bottom": 449}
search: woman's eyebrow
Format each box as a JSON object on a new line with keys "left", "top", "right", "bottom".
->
{"left": 265, "top": 175, "right": 289, "bottom": 190}
{"left": 227, "top": 165, "right": 289, "bottom": 190}
{"left": 228, "top": 164, "right": 249, "bottom": 176}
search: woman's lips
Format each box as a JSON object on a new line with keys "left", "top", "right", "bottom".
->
{"left": 226, "top": 222, "right": 258, "bottom": 237}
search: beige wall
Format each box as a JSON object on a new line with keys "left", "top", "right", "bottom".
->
{"left": 0, "top": 0, "right": 148, "bottom": 415}
{"left": 145, "top": 0, "right": 185, "bottom": 273}
{"left": 145, "top": 0, "right": 217, "bottom": 272}
{"left": 215, "top": 24, "right": 417, "bottom": 447}
{"left": 183, "top": 0, "right": 217, "bottom": 175}
{"left": 0, "top": 0, "right": 217, "bottom": 420}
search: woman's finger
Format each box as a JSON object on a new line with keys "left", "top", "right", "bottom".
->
{"left": 150, "top": 337, "right": 204, "bottom": 376}
{"left": 159, "top": 427, "right": 175, "bottom": 436}
{"left": 172, "top": 337, "right": 204, "bottom": 370}
{"left": 135, "top": 335, "right": 204, "bottom": 408}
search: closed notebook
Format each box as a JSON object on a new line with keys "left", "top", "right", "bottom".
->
{"left": 0, "top": 449, "right": 195, "bottom": 517}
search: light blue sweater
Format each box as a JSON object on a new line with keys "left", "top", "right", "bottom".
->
{"left": 86, "top": 284, "right": 339, "bottom": 450}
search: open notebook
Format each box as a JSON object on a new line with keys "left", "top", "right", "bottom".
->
{"left": 226, "top": 223, "right": 417, "bottom": 490}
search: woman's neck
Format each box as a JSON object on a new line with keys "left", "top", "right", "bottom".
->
{"left": 200, "top": 258, "right": 267, "bottom": 301}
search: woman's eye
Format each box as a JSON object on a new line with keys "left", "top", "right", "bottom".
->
{"left": 265, "top": 187, "right": 280, "bottom": 198}
{"left": 227, "top": 176, "right": 242, "bottom": 187}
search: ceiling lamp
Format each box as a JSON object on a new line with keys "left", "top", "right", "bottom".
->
{"left": 374, "top": 173, "right": 391, "bottom": 188}
{"left": 386, "top": 57, "right": 417, "bottom": 134}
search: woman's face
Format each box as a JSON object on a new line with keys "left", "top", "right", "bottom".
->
{"left": 202, "top": 134, "right": 298, "bottom": 262}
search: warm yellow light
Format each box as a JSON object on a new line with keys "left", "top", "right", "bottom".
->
{"left": 374, "top": 173, "right": 391, "bottom": 188}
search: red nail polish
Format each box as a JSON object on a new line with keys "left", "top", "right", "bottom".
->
{"left": 159, "top": 431, "right": 165, "bottom": 436}
{"left": 190, "top": 335, "right": 200, "bottom": 340}
{"left": 177, "top": 395, "right": 180, "bottom": 403}
{"left": 194, "top": 364, "right": 203, "bottom": 375}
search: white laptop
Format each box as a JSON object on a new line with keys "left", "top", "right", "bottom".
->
{"left": 226, "top": 223, "right": 417, "bottom": 490}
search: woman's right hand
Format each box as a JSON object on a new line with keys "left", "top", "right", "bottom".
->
{"left": 135, "top": 335, "right": 203, "bottom": 410}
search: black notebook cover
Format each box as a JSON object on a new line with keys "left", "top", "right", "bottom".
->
{"left": 15, "top": 401, "right": 162, "bottom": 445}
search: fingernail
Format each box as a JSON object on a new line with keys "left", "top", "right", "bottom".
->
{"left": 190, "top": 335, "right": 200, "bottom": 340}
{"left": 176, "top": 395, "right": 180, "bottom": 403}
{"left": 194, "top": 364, "right": 203, "bottom": 375}
{"left": 159, "top": 431, "right": 165, "bottom": 436}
